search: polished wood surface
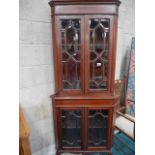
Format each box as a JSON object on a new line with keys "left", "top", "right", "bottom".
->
{"left": 51, "top": 15, "right": 118, "bottom": 95}
{"left": 49, "top": 1, "right": 120, "bottom": 154}
{"left": 52, "top": 5, "right": 119, "bottom": 16}
{"left": 49, "top": 0, "right": 121, "bottom": 7}
{"left": 19, "top": 106, "right": 31, "bottom": 155}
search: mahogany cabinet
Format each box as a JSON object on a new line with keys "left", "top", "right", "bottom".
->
{"left": 49, "top": 0, "right": 121, "bottom": 154}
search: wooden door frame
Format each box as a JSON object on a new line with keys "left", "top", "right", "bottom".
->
{"left": 85, "top": 106, "right": 114, "bottom": 150}
{"left": 84, "top": 15, "right": 115, "bottom": 95}
{"left": 53, "top": 15, "right": 85, "bottom": 96}
{"left": 56, "top": 107, "right": 85, "bottom": 150}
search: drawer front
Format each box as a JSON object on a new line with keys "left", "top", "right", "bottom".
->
{"left": 55, "top": 99, "right": 114, "bottom": 108}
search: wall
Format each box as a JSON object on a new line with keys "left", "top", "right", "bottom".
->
{"left": 19, "top": 0, "right": 55, "bottom": 154}
{"left": 19, "top": 0, "right": 135, "bottom": 155}
{"left": 116, "top": 0, "right": 135, "bottom": 79}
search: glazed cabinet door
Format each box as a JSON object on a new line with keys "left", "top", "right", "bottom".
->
{"left": 56, "top": 107, "right": 84, "bottom": 150}
{"left": 54, "top": 16, "right": 85, "bottom": 95}
{"left": 85, "top": 15, "right": 115, "bottom": 94}
{"left": 85, "top": 107, "right": 113, "bottom": 150}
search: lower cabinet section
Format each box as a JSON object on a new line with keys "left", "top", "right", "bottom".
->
{"left": 53, "top": 99, "right": 114, "bottom": 153}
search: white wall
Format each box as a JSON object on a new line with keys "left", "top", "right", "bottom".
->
{"left": 116, "top": 0, "right": 135, "bottom": 79}
{"left": 19, "top": 0, "right": 135, "bottom": 155}
{"left": 19, "top": 0, "right": 55, "bottom": 154}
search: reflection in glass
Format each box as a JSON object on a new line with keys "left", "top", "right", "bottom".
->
{"left": 89, "top": 18, "right": 110, "bottom": 90}
{"left": 88, "top": 110, "right": 108, "bottom": 147}
{"left": 60, "top": 19, "right": 81, "bottom": 89}
{"left": 61, "top": 110, "right": 81, "bottom": 147}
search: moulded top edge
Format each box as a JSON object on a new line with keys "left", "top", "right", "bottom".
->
{"left": 51, "top": 94, "right": 119, "bottom": 100}
{"left": 49, "top": 0, "right": 121, "bottom": 7}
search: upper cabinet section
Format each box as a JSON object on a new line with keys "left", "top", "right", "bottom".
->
{"left": 49, "top": 0, "right": 120, "bottom": 96}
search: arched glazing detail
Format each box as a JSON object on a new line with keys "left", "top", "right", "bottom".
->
{"left": 88, "top": 110, "right": 108, "bottom": 147}
{"left": 89, "top": 18, "right": 110, "bottom": 90}
{"left": 61, "top": 110, "right": 82, "bottom": 147}
{"left": 60, "top": 19, "right": 81, "bottom": 89}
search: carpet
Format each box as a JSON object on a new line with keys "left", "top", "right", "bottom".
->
{"left": 112, "top": 133, "right": 135, "bottom": 155}
{"left": 91, "top": 133, "right": 135, "bottom": 155}
{"left": 62, "top": 133, "right": 135, "bottom": 155}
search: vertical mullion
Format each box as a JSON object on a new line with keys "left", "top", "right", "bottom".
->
{"left": 107, "top": 108, "right": 113, "bottom": 149}
{"left": 57, "top": 108, "right": 62, "bottom": 149}
{"left": 103, "top": 26, "right": 106, "bottom": 52}
{"left": 64, "top": 27, "right": 67, "bottom": 51}
{"left": 80, "top": 16, "right": 85, "bottom": 94}
{"left": 75, "top": 63, "right": 78, "bottom": 84}
{"left": 82, "top": 16, "right": 86, "bottom": 94}
{"left": 108, "top": 16, "right": 114, "bottom": 93}
{"left": 65, "top": 62, "right": 68, "bottom": 82}
{"left": 101, "top": 62, "right": 104, "bottom": 81}
{"left": 92, "top": 23, "right": 95, "bottom": 84}
{"left": 84, "top": 15, "right": 90, "bottom": 93}
{"left": 81, "top": 107, "right": 85, "bottom": 150}
{"left": 84, "top": 107, "right": 88, "bottom": 150}
{"left": 92, "top": 62, "right": 95, "bottom": 81}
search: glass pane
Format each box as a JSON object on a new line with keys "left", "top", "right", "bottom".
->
{"left": 60, "top": 19, "right": 81, "bottom": 90}
{"left": 89, "top": 18, "right": 110, "bottom": 90}
{"left": 88, "top": 110, "right": 108, "bottom": 147}
{"left": 61, "top": 110, "right": 82, "bottom": 147}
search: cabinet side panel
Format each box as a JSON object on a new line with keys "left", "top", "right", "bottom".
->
{"left": 110, "top": 16, "right": 118, "bottom": 94}
{"left": 52, "top": 16, "right": 60, "bottom": 93}
{"left": 52, "top": 98, "right": 60, "bottom": 149}
{"left": 107, "top": 107, "right": 114, "bottom": 149}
